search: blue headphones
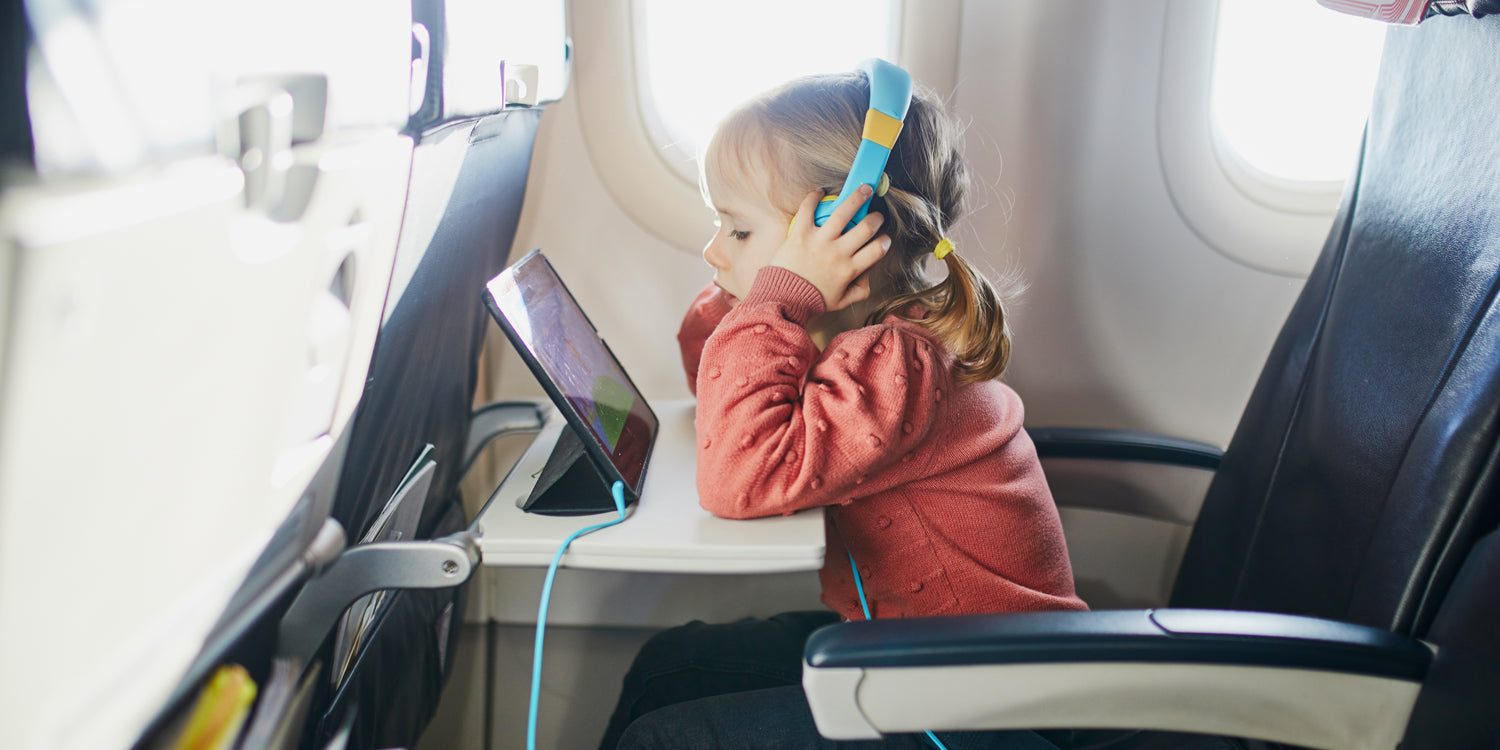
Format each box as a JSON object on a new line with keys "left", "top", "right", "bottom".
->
{"left": 812, "top": 58, "right": 914, "bottom": 231}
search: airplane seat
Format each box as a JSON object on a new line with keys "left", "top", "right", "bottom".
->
{"left": 802, "top": 11, "right": 1500, "bottom": 750}
{"left": 298, "top": 106, "right": 544, "bottom": 750}
{"left": 242, "top": 2, "right": 566, "bottom": 746}
{"left": 138, "top": 104, "right": 550, "bottom": 750}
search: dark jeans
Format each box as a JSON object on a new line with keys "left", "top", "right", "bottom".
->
{"left": 598, "top": 611, "right": 1061, "bottom": 750}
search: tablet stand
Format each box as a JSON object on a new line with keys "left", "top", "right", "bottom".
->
{"left": 521, "top": 423, "right": 635, "bottom": 515}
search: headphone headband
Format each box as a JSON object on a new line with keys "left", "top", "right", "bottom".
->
{"left": 813, "top": 58, "right": 914, "bottom": 230}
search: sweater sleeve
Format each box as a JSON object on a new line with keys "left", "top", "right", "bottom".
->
{"left": 677, "top": 283, "right": 737, "bottom": 396}
{"left": 695, "top": 266, "right": 951, "bottom": 519}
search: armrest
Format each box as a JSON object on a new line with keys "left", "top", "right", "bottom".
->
{"left": 277, "top": 531, "right": 481, "bottom": 667}
{"left": 803, "top": 609, "right": 1432, "bottom": 750}
{"left": 1029, "top": 427, "right": 1223, "bottom": 470}
{"left": 462, "top": 400, "right": 546, "bottom": 475}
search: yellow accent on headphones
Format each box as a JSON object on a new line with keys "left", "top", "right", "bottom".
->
{"left": 861, "top": 109, "right": 904, "bottom": 150}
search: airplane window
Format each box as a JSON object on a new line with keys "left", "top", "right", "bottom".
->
{"left": 1211, "top": 0, "right": 1386, "bottom": 185}
{"left": 637, "top": 0, "right": 900, "bottom": 179}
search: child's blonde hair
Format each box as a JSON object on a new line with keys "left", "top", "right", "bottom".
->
{"left": 706, "top": 70, "right": 1013, "bottom": 383}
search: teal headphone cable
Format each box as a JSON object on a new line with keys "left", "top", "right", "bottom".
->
{"left": 849, "top": 550, "right": 874, "bottom": 622}
{"left": 528, "top": 480, "right": 629, "bottom": 750}
{"left": 848, "top": 551, "right": 951, "bottom": 750}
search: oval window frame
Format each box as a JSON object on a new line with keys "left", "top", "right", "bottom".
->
{"left": 1158, "top": 0, "right": 1376, "bottom": 277}
{"left": 571, "top": 0, "right": 960, "bottom": 253}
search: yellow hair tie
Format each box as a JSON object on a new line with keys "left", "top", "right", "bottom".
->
{"left": 934, "top": 237, "right": 956, "bottom": 260}
{"left": 875, "top": 172, "right": 890, "bottom": 197}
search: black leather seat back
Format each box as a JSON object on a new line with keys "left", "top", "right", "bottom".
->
{"left": 317, "top": 108, "right": 542, "bottom": 750}
{"left": 331, "top": 110, "right": 541, "bottom": 541}
{"left": 1400, "top": 523, "right": 1500, "bottom": 747}
{"left": 1170, "top": 16, "right": 1500, "bottom": 637}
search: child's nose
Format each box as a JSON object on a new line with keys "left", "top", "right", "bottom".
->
{"left": 702, "top": 238, "right": 727, "bottom": 270}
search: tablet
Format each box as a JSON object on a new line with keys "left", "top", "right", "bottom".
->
{"left": 482, "top": 250, "right": 658, "bottom": 505}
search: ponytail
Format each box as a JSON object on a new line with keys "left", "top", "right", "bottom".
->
{"left": 868, "top": 246, "right": 1013, "bottom": 384}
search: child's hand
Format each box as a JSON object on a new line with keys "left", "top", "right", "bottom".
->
{"left": 770, "top": 186, "right": 891, "bottom": 312}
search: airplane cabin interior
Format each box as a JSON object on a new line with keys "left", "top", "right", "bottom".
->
{"left": 1, "top": 1, "right": 1498, "bottom": 749}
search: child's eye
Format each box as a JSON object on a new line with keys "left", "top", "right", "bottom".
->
{"left": 729, "top": 229, "right": 751, "bottom": 241}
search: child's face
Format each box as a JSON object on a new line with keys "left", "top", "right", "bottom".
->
{"left": 701, "top": 158, "right": 791, "bottom": 301}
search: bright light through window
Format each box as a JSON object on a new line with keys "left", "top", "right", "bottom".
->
{"left": 1211, "top": 0, "right": 1386, "bottom": 184}
{"left": 639, "top": 0, "right": 899, "bottom": 166}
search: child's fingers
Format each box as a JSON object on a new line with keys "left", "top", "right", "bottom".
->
{"left": 836, "top": 211, "right": 885, "bottom": 251}
{"left": 789, "top": 190, "right": 825, "bottom": 235}
{"left": 831, "top": 274, "right": 873, "bottom": 311}
{"left": 850, "top": 234, "right": 892, "bottom": 275}
{"left": 818, "top": 183, "right": 875, "bottom": 236}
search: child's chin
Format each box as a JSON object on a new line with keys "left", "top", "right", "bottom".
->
{"left": 713, "top": 281, "right": 741, "bottom": 303}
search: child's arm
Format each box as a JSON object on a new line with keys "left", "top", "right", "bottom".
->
{"left": 677, "top": 283, "right": 736, "bottom": 396}
{"left": 694, "top": 267, "right": 949, "bottom": 519}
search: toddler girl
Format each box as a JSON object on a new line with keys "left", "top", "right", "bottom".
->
{"left": 601, "top": 64, "right": 1086, "bottom": 750}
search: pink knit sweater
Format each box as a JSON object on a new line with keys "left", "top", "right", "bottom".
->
{"left": 679, "top": 267, "right": 1087, "bottom": 620}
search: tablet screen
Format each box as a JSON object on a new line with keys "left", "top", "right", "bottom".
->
{"left": 483, "top": 251, "right": 657, "bottom": 495}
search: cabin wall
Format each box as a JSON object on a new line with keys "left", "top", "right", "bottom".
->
{"left": 954, "top": 2, "right": 1309, "bottom": 608}
{"left": 970, "top": 3, "right": 1307, "bottom": 439}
